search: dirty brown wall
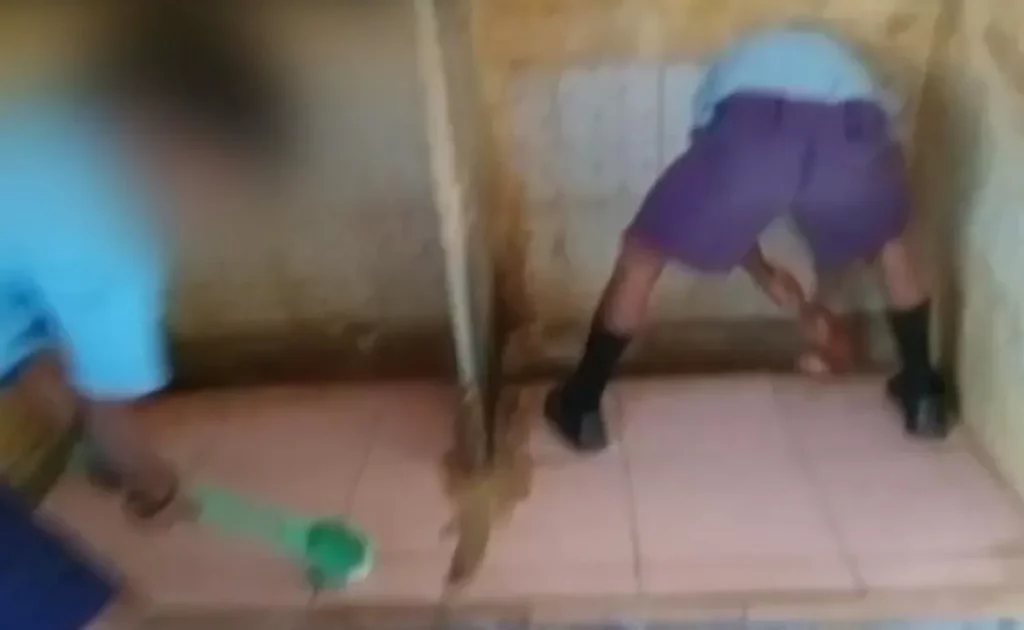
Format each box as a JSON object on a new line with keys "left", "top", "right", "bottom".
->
{"left": 0, "top": 5, "right": 454, "bottom": 384}
{"left": 0, "top": 2, "right": 1013, "bottom": 394}
{"left": 954, "top": 0, "right": 1024, "bottom": 496}
{"left": 174, "top": 4, "right": 454, "bottom": 384}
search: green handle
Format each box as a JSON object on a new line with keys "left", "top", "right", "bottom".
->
{"left": 191, "top": 484, "right": 314, "bottom": 557}
{"left": 189, "top": 483, "right": 373, "bottom": 589}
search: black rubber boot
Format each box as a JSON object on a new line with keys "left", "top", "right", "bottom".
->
{"left": 885, "top": 300, "right": 952, "bottom": 439}
{"left": 543, "top": 386, "right": 609, "bottom": 453}
{"left": 886, "top": 370, "right": 951, "bottom": 439}
{"left": 542, "top": 323, "right": 628, "bottom": 453}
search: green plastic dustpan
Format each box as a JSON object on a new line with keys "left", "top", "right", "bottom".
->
{"left": 190, "top": 484, "right": 373, "bottom": 589}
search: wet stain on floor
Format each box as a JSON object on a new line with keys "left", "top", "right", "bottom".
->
{"left": 441, "top": 388, "right": 534, "bottom": 591}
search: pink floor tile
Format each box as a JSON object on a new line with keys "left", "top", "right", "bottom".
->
{"left": 630, "top": 447, "right": 840, "bottom": 561}
{"left": 462, "top": 560, "right": 637, "bottom": 600}
{"left": 347, "top": 386, "right": 459, "bottom": 559}
{"left": 810, "top": 450, "right": 1024, "bottom": 556}
{"left": 771, "top": 376, "right": 966, "bottom": 454}
{"left": 123, "top": 526, "right": 314, "bottom": 610}
{"left": 619, "top": 375, "right": 792, "bottom": 458}
{"left": 854, "top": 553, "right": 1024, "bottom": 591}
{"left": 509, "top": 383, "right": 626, "bottom": 464}
{"left": 316, "top": 553, "right": 451, "bottom": 604}
{"left": 191, "top": 443, "right": 364, "bottom": 521}
{"left": 641, "top": 555, "right": 857, "bottom": 596}
{"left": 347, "top": 449, "right": 456, "bottom": 557}
{"left": 484, "top": 459, "right": 635, "bottom": 566}
{"left": 191, "top": 387, "right": 382, "bottom": 516}
{"left": 42, "top": 375, "right": 1024, "bottom": 610}
{"left": 139, "top": 611, "right": 306, "bottom": 630}
{"left": 366, "top": 382, "right": 459, "bottom": 461}
{"left": 134, "top": 392, "right": 237, "bottom": 472}
{"left": 43, "top": 478, "right": 143, "bottom": 555}
{"left": 44, "top": 481, "right": 313, "bottom": 610}
{"left": 44, "top": 382, "right": 460, "bottom": 611}
{"left": 203, "top": 385, "right": 381, "bottom": 452}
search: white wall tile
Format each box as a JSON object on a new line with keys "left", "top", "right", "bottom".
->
{"left": 661, "top": 63, "right": 706, "bottom": 167}
{"left": 508, "top": 71, "right": 561, "bottom": 205}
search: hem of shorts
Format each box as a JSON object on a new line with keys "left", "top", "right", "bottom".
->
{"left": 623, "top": 224, "right": 745, "bottom": 274}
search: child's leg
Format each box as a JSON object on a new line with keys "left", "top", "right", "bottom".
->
{"left": 15, "top": 349, "right": 185, "bottom": 518}
{"left": 545, "top": 236, "right": 666, "bottom": 452}
{"left": 546, "top": 94, "right": 809, "bottom": 453}
{"left": 877, "top": 235, "right": 949, "bottom": 437}
{"left": 790, "top": 99, "right": 949, "bottom": 436}
{"left": 33, "top": 260, "right": 194, "bottom": 524}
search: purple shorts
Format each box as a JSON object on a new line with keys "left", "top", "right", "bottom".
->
{"left": 628, "top": 93, "right": 909, "bottom": 271}
{"left": 0, "top": 484, "right": 118, "bottom": 629}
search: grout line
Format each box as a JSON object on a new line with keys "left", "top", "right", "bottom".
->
{"left": 613, "top": 384, "right": 646, "bottom": 597}
{"left": 341, "top": 395, "right": 388, "bottom": 517}
{"left": 768, "top": 379, "right": 868, "bottom": 595}
{"left": 300, "top": 590, "right": 318, "bottom": 619}
{"left": 308, "top": 392, "right": 391, "bottom": 611}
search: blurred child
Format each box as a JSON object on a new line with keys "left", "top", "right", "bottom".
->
{"left": 545, "top": 24, "right": 950, "bottom": 452}
{"left": 0, "top": 3, "right": 283, "bottom": 627}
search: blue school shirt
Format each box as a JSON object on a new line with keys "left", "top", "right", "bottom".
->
{"left": 0, "top": 95, "right": 170, "bottom": 399}
{"left": 693, "top": 25, "right": 889, "bottom": 127}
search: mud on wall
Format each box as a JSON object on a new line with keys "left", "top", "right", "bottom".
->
{"left": 470, "top": 0, "right": 955, "bottom": 375}
{"left": 0, "top": 5, "right": 455, "bottom": 384}
{"left": 0, "top": 2, "right": 1008, "bottom": 388}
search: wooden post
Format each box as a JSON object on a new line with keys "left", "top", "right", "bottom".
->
{"left": 413, "top": 0, "right": 495, "bottom": 472}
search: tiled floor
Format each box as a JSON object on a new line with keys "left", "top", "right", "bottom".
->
{"left": 40, "top": 375, "right": 1024, "bottom": 626}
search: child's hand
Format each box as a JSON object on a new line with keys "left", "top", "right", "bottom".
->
{"left": 797, "top": 304, "right": 854, "bottom": 375}
{"left": 123, "top": 470, "right": 198, "bottom": 530}
{"left": 764, "top": 265, "right": 807, "bottom": 313}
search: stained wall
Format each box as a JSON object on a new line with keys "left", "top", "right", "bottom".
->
{"left": 0, "top": 5, "right": 454, "bottom": 384}
{"left": 1, "top": 2, "right": 1015, "bottom": 396}
{"left": 470, "top": 0, "right": 954, "bottom": 375}
{"left": 953, "top": 0, "right": 1024, "bottom": 495}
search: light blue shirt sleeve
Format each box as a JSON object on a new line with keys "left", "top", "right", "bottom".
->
{"left": 689, "top": 25, "right": 886, "bottom": 129}
{"left": 0, "top": 99, "right": 171, "bottom": 401}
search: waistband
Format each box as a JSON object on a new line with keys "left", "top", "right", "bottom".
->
{"left": 712, "top": 92, "right": 892, "bottom": 141}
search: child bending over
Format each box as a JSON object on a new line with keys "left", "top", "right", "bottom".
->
{"left": 546, "top": 24, "right": 949, "bottom": 452}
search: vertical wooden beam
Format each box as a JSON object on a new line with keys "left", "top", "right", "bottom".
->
{"left": 413, "top": 0, "right": 495, "bottom": 471}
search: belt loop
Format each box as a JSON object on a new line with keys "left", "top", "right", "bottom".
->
{"left": 773, "top": 97, "right": 785, "bottom": 128}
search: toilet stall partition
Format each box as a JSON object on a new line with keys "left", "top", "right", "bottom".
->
{"left": 414, "top": 0, "right": 500, "bottom": 473}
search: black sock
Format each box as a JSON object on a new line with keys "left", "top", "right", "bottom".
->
{"left": 887, "top": 300, "right": 933, "bottom": 387}
{"left": 561, "top": 323, "right": 630, "bottom": 413}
